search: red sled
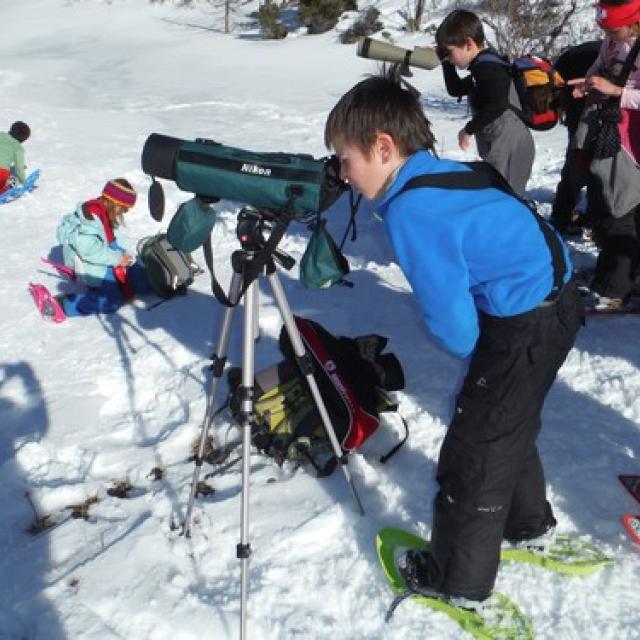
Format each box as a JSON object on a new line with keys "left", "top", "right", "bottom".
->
{"left": 622, "top": 514, "right": 640, "bottom": 545}
{"left": 619, "top": 474, "right": 640, "bottom": 505}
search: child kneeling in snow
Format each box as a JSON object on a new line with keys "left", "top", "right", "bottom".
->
{"left": 31, "top": 178, "right": 151, "bottom": 320}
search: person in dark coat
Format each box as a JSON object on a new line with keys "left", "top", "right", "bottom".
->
{"left": 435, "top": 9, "right": 535, "bottom": 197}
{"left": 551, "top": 40, "right": 602, "bottom": 235}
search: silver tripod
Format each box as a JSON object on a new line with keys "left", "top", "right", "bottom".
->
{"left": 182, "top": 209, "right": 364, "bottom": 639}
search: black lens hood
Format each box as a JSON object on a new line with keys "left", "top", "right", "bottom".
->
{"left": 141, "top": 133, "right": 185, "bottom": 180}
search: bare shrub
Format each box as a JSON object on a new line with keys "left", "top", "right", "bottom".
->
{"left": 399, "top": 0, "right": 427, "bottom": 33}
{"left": 482, "top": 0, "right": 579, "bottom": 58}
{"left": 299, "top": 0, "right": 357, "bottom": 35}
{"left": 340, "top": 7, "right": 383, "bottom": 44}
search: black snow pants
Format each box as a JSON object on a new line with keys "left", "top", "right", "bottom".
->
{"left": 550, "top": 146, "right": 592, "bottom": 232}
{"left": 591, "top": 204, "right": 640, "bottom": 300}
{"left": 427, "top": 279, "right": 584, "bottom": 600}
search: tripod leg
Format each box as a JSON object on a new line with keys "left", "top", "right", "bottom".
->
{"left": 238, "top": 278, "right": 257, "bottom": 640}
{"left": 266, "top": 271, "right": 365, "bottom": 516}
{"left": 183, "top": 271, "right": 243, "bottom": 538}
{"left": 251, "top": 280, "right": 260, "bottom": 343}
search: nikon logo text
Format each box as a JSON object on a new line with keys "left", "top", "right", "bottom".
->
{"left": 241, "top": 163, "right": 271, "bottom": 176}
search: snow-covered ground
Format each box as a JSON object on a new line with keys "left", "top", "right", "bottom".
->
{"left": 1, "top": 1, "right": 639, "bottom": 638}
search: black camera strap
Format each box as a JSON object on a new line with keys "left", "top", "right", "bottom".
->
{"left": 338, "top": 189, "right": 361, "bottom": 249}
{"left": 202, "top": 236, "right": 234, "bottom": 306}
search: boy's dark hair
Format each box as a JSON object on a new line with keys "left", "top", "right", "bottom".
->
{"left": 9, "top": 121, "right": 30, "bottom": 143}
{"left": 324, "top": 70, "right": 437, "bottom": 157}
{"left": 436, "top": 9, "right": 485, "bottom": 49}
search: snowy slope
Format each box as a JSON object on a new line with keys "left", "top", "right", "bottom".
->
{"left": 0, "top": 1, "right": 639, "bottom": 639}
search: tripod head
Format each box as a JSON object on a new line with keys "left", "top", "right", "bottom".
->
{"left": 235, "top": 207, "right": 296, "bottom": 271}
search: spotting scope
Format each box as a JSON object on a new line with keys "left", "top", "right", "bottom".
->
{"left": 356, "top": 37, "right": 440, "bottom": 71}
{"left": 141, "top": 133, "right": 347, "bottom": 219}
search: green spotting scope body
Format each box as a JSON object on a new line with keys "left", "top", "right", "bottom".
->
{"left": 141, "top": 133, "right": 346, "bottom": 216}
{"left": 356, "top": 37, "right": 440, "bottom": 71}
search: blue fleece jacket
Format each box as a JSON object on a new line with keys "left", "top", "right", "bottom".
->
{"left": 374, "top": 151, "right": 572, "bottom": 359}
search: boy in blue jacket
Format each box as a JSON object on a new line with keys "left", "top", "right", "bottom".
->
{"left": 325, "top": 73, "right": 583, "bottom": 607}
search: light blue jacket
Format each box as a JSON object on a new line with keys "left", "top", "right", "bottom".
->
{"left": 374, "top": 151, "right": 572, "bottom": 358}
{"left": 56, "top": 204, "right": 124, "bottom": 288}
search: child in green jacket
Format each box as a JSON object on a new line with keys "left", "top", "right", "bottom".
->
{"left": 0, "top": 121, "right": 30, "bottom": 194}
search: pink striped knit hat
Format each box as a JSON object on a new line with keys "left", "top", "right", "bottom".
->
{"left": 102, "top": 178, "right": 137, "bottom": 208}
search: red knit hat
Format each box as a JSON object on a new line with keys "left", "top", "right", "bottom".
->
{"left": 596, "top": 0, "right": 640, "bottom": 29}
{"left": 102, "top": 178, "right": 137, "bottom": 208}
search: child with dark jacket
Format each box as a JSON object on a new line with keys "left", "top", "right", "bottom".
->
{"left": 551, "top": 40, "right": 602, "bottom": 234}
{"left": 435, "top": 10, "right": 534, "bottom": 197}
{"left": 325, "top": 72, "right": 583, "bottom": 608}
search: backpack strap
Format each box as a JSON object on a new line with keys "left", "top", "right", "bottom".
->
{"left": 615, "top": 37, "right": 640, "bottom": 87}
{"left": 473, "top": 50, "right": 535, "bottom": 124}
{"left": 398, "top": 162, "right": 568, "bottom": 301}
{"left": 615, "top": 36, "right": 640, "bottom": 87}
{"left": 378, "top": 413, "right": 409, "bottom": 464}
{"left": 475, "top": 49, "right": 511, "bottom": 69}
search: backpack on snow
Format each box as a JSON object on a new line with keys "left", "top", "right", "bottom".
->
{"left": 478, "top": 51, "right": 565, "bottom": 131}
{"left": 228, "top": 316, "right": 408, "bottom": 476}
{"left": 137, "top": 232, "right": 201, "bottom": 299}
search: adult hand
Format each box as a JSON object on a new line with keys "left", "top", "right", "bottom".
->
{"left": 458, "top": 129, "right": 472, "bottom": 151}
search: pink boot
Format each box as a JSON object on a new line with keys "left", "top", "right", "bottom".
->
{"left": 29, "top": 283, "right": 66, "bottom": 323}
